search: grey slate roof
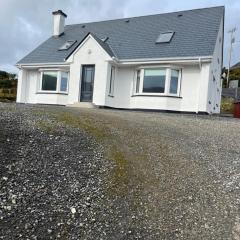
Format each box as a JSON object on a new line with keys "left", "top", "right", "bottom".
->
{"left": 17, "top": 6, "right": 224, "bottom": 64}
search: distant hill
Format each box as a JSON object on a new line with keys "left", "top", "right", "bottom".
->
{"left": 0, "top": 70, "right": 16, "bottom": 80}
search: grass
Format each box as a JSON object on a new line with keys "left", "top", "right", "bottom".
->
{"left": 35, "top": 120, "right": 57, "bottom": 134}
{"left": 108, "top": 148, "right": 129, "bottom": 195}
{"left": 221, "top": 97, "right": 234, "bottom": 114}
{"left": 55, "top": 112, "right": 107, "bottom": 140}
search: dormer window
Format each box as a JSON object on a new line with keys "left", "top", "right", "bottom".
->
{"left": 156, "top": 32, "right": 174, "bottom": 43}
{"left": 59, "top": 40, "right": 77, "bottom": 50}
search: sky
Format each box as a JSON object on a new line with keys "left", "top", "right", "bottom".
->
{"left": 0, "top": 0, "right": 240, "bottom": 73}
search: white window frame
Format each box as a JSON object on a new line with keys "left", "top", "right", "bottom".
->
{"left": 134, "top": 66, "right": 181, "bottom": 97}
{"left": 38, "top": 69, "right": 69, "bottom": 94}
{"left": 109, "top": 65, "right": 116, "bottom": 97}
{"left": 59, "top": 71, "right": 69, "bottom": 93}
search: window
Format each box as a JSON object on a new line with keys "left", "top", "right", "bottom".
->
{"left": 40, "top": 71, "right": 69, "bottom": 93}
{"left": 169, "top": 70, "right": 179, "bottom": 94}
{"left": 135, "top": 67, "right": 181, "bottom": 96}
{"left": 59, "top": 40, "right": 77, "bottom": 50}
{"left": 136, "top": 70, "right": 141, "bottom": 93}
{"left": 42, "top": 72, "right": 57, "bottom": 91}
{"left": 143, "top": 69, "right": 166, "bottom": 93}
{"left": 156, "top": 32, "right": 174, "bottom": 43}
{"left": 109, "top": 66, "right": 115, "bottom": 96}
{"left": 101, "top": 37, "right": 109, "bottom": 42}
{"left": 60, "top": 72, "right": 68, "bottom": 92}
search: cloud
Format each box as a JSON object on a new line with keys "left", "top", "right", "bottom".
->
{"left": 0, "top": 0, "right": 239, "bottom": 73}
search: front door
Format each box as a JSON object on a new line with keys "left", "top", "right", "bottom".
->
{"left": 80, "top": 65, "right": 95, "bottom": 102}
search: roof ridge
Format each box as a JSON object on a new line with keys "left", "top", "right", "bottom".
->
{"left": 65, "top": 5, "right": 224, "bottom": 27}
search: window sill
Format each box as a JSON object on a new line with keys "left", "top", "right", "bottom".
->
{"left": 37, "top": 91, "right": 68, "bottom": 95}
{"left": 131, "top": 94, "right": 182, "bottom": 98}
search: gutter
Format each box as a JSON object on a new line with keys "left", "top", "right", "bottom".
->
{"left": 198, "top": 57, "right": 202, "bottom": 69}
{"left": 111, "top": 56, "right": 212, "bottom": 65}
{"left": 15, "top": 62, "right": 70, "bottom": 69}
{"left": 16, "top": 56, "right": 212, "bottom": 68}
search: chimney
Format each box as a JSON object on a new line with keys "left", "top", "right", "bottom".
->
{"left": 52, "top": 10, "right": 67, "bottom": 37}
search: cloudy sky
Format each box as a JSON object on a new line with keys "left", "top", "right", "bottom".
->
{"left": 0, "top": 0, "right": 240, "bottom": 73}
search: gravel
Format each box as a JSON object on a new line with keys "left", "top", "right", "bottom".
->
{"left": 1, "top": 103, "right": 240, "bottom": 239}
{"left": 0, "top": 104, "right": 112, "bottom": 239}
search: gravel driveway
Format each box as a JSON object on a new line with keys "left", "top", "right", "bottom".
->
{"left": 1, "top": 103, "right": 240, "bottom": 239}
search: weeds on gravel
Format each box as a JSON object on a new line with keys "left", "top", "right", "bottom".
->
{"left": 108, "top": 148, "right": 129, "bottom": 195}
{"left": 35, "top": 119, "right": 57, "bottom": 134}
{"left": 35, "top": 109, "right": 163, "bottom": 217}
{"left": 56, "top": 112, "right": 106, "bottom": 140}
{"left": 0, "top": 104, "right": 17, "bottom": 112}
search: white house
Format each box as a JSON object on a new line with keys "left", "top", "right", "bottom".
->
{"left": 16, "top": 6, "right": 224, "bottom": 114}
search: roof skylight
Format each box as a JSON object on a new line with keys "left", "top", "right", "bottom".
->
{"left": 59, "top": 40, "right": 77, "bottom": 50}
{"left": 101, "top": 37, "right": 109, "bottom": 42}
{"left": 156, "top": 32, "right": 174, "bottom": 43}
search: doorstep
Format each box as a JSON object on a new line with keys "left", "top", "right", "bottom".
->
{"left": 67, "top": 102, "right": 96, "bottom": 108}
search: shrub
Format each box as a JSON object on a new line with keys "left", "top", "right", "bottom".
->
{"left": 0, "top": 79, "right": 12, "bottom": 88}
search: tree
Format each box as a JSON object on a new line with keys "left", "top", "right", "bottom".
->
{"left": 0, "top": 71, "right": 9, "bottom": 80}
{"left": 222, "top": 67, "right": 240, "bottom": 88}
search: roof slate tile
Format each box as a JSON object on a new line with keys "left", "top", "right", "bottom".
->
{"left": 17, "top": 6, "right": 224, "bottom": 64}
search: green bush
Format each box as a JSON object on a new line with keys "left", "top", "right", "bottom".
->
{"left": 0, "top": 79, "right": 12, "bottom": 88}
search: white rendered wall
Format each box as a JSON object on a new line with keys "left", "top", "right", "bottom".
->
{"left": 18, "top": 62, "right": 212, "bottom": 113}
{"left": 16, "top": 36, "right": 111, "bottom": 106}
{"left": 17, "top": 70, "right": 68, "bottom": 105}
{"left": 67, "top": 36, "right": 112, "bottom": 105}
{"left": 197, "top": 63, "right": 211, "bottom": 112}
{"left": 16, "top": 69, "right": 27, "bottom": 103}
{"left": 105, "top": 66, "right": 133, "bottom": 109}
{"left": 105, "top": 64, "right": 211, "bottom": 113}
{"left": 207, "top": 17, "right": 224, "bottom": 114}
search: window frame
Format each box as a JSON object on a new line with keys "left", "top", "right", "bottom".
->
{"left": 58, "top": 40, "right": 77, "bottom": 51}
{"left": 109, "top": 65, "right": 116, "bottom": 97}
{"left": 38, "top": 70, "right": 69, "bottom": 94}
{"left": 134, "top": 66, "right": 181, "bottom": 97}
{"left": 135, "top": 69, "right": 141, "bottom": 93}
{"left": 156, "top": 31, "right": 175, "bottom": 43}
{"left": 59, "top": 71, "right": 69, "bottom": 93}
